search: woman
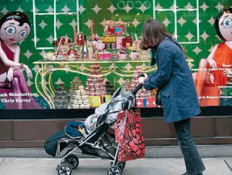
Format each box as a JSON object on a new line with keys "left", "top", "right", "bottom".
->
{"left": 0, "top": 11, "right": 41, "bottom": 109}
{"left": 139, "top": 19, "right": 205, "bottom": 175}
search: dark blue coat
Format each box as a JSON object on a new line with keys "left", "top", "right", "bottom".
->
{"left": 143, "top": 38, "right": 201, "bottom": 123}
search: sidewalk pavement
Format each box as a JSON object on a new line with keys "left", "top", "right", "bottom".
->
{"left": 0, "top": 145, "right": 232, "bottom": 175}
{"left": 0, "top": 157, "right": 231, "bottom": 175}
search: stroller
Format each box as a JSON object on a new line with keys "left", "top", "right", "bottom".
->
{"left": 45, "top": 83, "right": 144, "bottom": 175}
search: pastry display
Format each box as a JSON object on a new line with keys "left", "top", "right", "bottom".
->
{"left": 69, "top": 86, "right": 90, "bottom": 109}
{"left": 54, "top": 84, "right": 69, "bottom": 109}
{"left": 85, "top": 63, "right": 106, "bottom": 96}
{"left": 130, "top": 66, "right": 151, "bottom": 99}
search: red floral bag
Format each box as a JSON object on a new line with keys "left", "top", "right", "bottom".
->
{"left": 115, "top": 109, "right": 145, "bottom": 162}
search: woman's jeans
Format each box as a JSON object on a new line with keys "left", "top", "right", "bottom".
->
{"left": 174, "top": 118, "right": 206, "bottom": 175}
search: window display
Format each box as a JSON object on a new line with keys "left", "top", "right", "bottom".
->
{"left": 193, "top": 8, "right": 232, "bottom": 106}
{"left": 0, "top": 0, "right": 231, "bottom": 110}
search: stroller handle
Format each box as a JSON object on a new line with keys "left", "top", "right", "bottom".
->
{"left": 131, "top": 83, "right": 143, "bottom": 95}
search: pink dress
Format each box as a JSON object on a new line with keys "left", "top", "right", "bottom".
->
{"left": 0, "top": 40, "right": 14, "bottom": 74}
{"left": 0, "top": 40, "right": 41, "bottom": 109}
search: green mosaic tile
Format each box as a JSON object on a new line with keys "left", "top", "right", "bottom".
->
{"left": 56, "top": 0, "right": 78, "bottom": 13}
{"left": 155, "top": 0, "right": 174, "bottom": 9}
{"left": 155, "top": 11, "right": 175, "bottom": 34}
{"left": 36, "top": 15, "right": 54, "bottom": 47}
{"left": 35, "top": 0, "right": 54, "bottom": 13}
{"left": 177, "top": 11, "right": 198, "bottom": 42}
{"left": 177, "top": 0, "right": 197, "bottom": 8}
{"left": 56, "top": 14, "right": 77, "bottom": 41}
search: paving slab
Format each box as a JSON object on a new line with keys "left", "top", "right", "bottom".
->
{"left": 224, "top": 158, "right": 232, "bottom": 172}
{"left": 0, "top": 158, "right": 231, "bottom": 175}
{"left": 0, "top": 158, "right": 4, "bottom": 167}
{"left": 202, "top": 158, "right": 232, "bottom": 175}
{"left": 0, "top": 158, "right": 59, "bottom": 175}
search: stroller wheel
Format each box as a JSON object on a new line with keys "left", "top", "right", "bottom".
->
{"left": 118, "top": 162, "right": 126, "bottom": 170}
{"left": 107, "top": 166, "right": 122, "bottom": 175}
{"left": 57, "top": 164, "right": 72, "bottom": 175}
{"left": 64, "top": 154, "right": 79, "bottom": 169}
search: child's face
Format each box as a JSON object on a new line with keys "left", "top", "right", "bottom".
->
{"left": 219, "top": 12, "right": 232, "bottom": 41}
{"left": 0, "top": 19, "right": 30, "bottom": 44}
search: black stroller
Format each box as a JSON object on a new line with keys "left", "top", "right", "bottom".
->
{"left": 45, "top": 83, "right": 143, "bottom": 175}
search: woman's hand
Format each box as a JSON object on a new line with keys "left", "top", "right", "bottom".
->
{"left": 138, "top": 74, "right": 148, "bottom": 84}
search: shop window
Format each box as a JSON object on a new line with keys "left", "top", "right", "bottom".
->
{"left": 32, "top": 0, "right": 80, "bottom": 50}
{"left": 154, "top": 0, "right": 199, "bottom": 44}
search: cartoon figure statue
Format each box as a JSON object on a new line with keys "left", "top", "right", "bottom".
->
{"left": 0, "top": 11, "right": 41, "bottom": 109}
{"left": 194, "top": 8, "right": 232, "bottom": 106}
{"left": 77, "top": 33, "right": 84, "bottom": 46}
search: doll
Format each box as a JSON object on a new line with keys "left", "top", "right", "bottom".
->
{"left": 107, "top": 25, "right": 115, "bottom": 35}
{"left": 194, "top": 8, "right": 232, "bottom": 106}
{"left": 0, "top": 11, "right": 41, "bottom": 109}
{"left": 104, "top": 21, "right": 115, "bottom": 36}
{"left": 77, "top": 33, "right": 84, "bottom": 46}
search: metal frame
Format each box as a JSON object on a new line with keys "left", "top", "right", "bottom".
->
{"left": 56, "top": 95, "right": 133, "bottom": 170}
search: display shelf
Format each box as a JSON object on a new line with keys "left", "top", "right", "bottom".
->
{"left": 34, "top": 59, "right": 151, "bottom": 64}
{"left": 33, "top": 59, "right": 156, "bottom": 109}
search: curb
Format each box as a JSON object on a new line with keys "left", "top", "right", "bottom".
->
{"left": 0, "top": 145, "right": 232, "bottom": 158}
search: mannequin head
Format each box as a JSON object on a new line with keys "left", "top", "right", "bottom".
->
{"left": 0, "top": 11, "right": 31, "bottom": 45}
{"left": 215, "top": 8, "right": 232, "bottom": 41}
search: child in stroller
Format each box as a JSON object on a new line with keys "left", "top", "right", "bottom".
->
{"left": 44, "top": 83, "right": 144, "bottom": 175}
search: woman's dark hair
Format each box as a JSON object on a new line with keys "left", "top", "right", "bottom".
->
{"left": 140, "top": 19, "right": 172, "bottom": 50}
{"left": 0, "top": 11, "right": 31, "bottom": 29}
{"left": 215, "top": 8, "right": 232, "bottom": 41}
